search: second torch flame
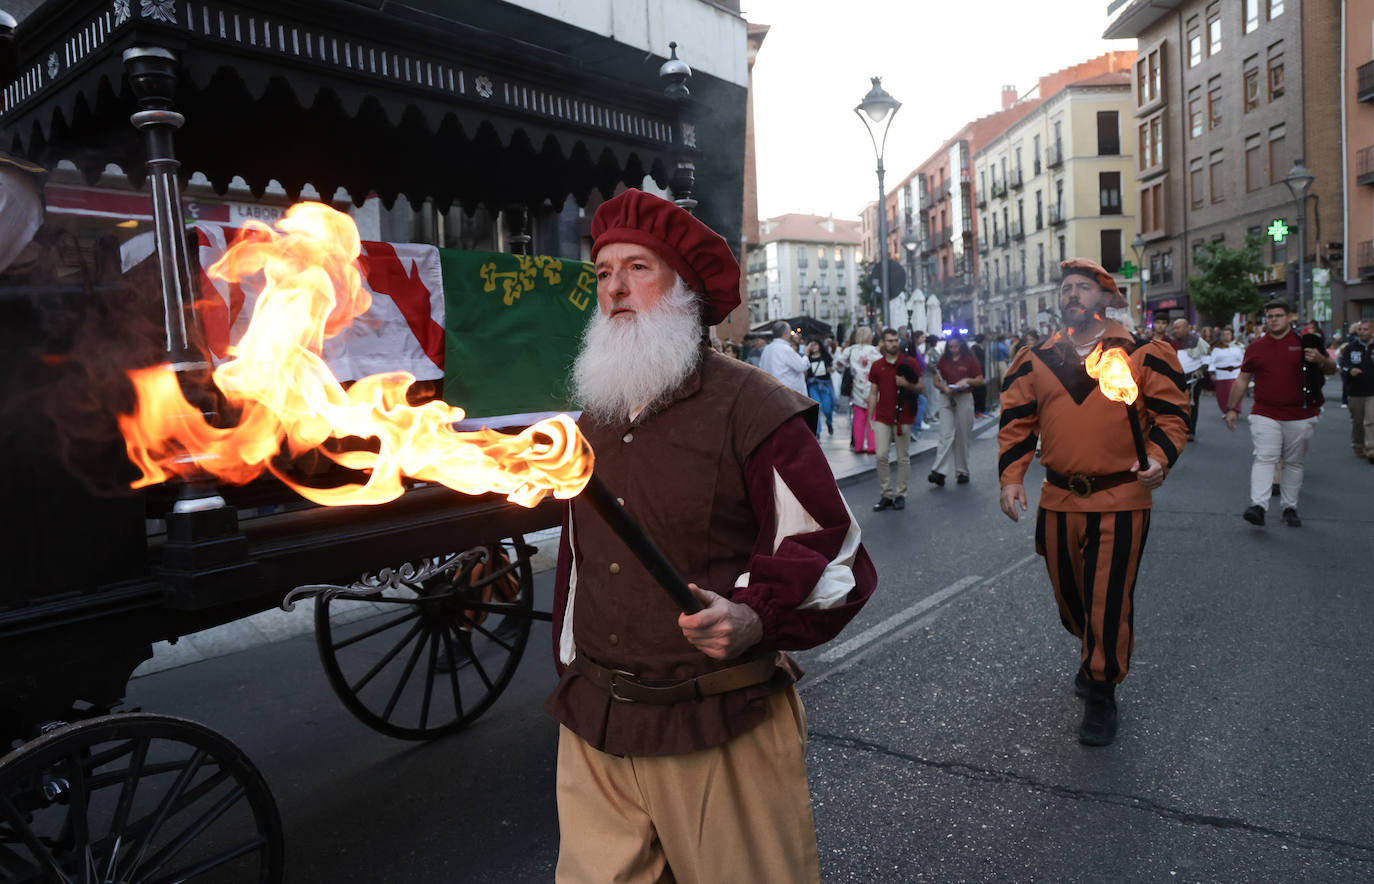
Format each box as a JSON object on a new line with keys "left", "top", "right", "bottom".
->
{"left": 118, "top": 202, "right": 593, "bottom": 508}
{"left": 1084, "top": 342, "right": 1149, "bottom": 471}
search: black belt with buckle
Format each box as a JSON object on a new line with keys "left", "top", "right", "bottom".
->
{"left": 1045, "top": 468, "right": 1137, "bottom": 498}
{"left": 574, "top": 652, "right": 781, "bottom": 704}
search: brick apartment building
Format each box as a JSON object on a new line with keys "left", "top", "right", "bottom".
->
{"left": 1104, "top": 0, "right": 1342, "bottom": 325}
{"left": 863, "top": 52, "right": 1135, "bottom": 333}
{"left": 976, "top": 72, "right": 1139, "bottom": 334}
{"left": 1344, "top": 0, "right": 1374, "bottom": 322}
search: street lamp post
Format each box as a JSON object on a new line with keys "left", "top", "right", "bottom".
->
{"left": 1282, "top": 159, "right": 1316, "bottom": 321}
{"left": 771, "top": 294, "right": 782, "bottom": 322}
{"left": 810, "top": 282, "right": 819, "bottom": 320}
{"left": 855, "top": 77, "right": 901, "bottom": 331}
{"left": 1130, "top": 234, "right": 1147, "bottom": 327}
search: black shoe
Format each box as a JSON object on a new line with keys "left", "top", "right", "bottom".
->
{"left": 1243, "top": 505, "right": 1265, "bottom": 526}
{"left": 1271, "top": 483, "right": 1280, "bottom": 497}
{"left": 1078, "top": 685, "right": 1118, "bottom": 746}
{"left": 1073, "top": 671, "right": 1091, "bottom": 699}
{"left": 927, "top": 471, "right": 946, "bottom": 487}
{"left": 1281, "top": 507, "right": 1302, "bottom": 527}
{"left": 956, "top": 473, "right": 970, "bottom": 485}
{"left": 873, "top": 496, "right": 894, "bottom": 511}
{"left": 892, "top": 495, "right": 905, "bottom": 510}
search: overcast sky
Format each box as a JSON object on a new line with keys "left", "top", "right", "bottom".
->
{"left": 742, "top": 0, "right": 1133, "bottom": 222}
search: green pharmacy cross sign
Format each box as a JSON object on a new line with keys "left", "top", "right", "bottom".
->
{"left": 1120, "top": 261, "right": 1137, "bottom": 279}
{"left": 1267, "top": 219, "right": 1290, "bottom": 242}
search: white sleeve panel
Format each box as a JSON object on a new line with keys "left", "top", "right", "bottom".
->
{"left": 771, "top": 466, "right": 861, "bottom": 610}
{"left": 558, "top": 511, "right": 578, "bottom": 666}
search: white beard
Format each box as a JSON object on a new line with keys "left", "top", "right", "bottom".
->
{"left": 571, "top": 278, "right": 703, "bottom": 424}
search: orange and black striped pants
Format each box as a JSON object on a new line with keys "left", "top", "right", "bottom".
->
{"left": 1034, "top": 508, "right": 1152, "bottom": 685}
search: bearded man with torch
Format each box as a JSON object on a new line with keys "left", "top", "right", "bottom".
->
{"left": 997, "top": 258, "right": 1189, "bottom": 747}
{"left": 546, "top": 189, "right": 876, "bottom": 883}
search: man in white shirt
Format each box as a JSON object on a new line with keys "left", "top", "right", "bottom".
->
{"left": 759, "top": 320, "right": 808, "bottom": 395}
{"left": 1170, "top": 318, "right": 1210, "bottom": 440}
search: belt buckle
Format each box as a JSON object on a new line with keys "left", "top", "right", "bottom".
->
{"left": 607, "top": 668, "right": 639, "bottom": 703}
{"left": 1066, "top": 472, "right": 1093, "bottom": 498}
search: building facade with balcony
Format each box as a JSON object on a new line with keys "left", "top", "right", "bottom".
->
{"left": 1105, "top": 0, "right": 1342, "bottom": 325}
{"left": 975, "top": 72, "right": 1140, "bottom": 334}
{"left": 1344, "top": 0, "right": 1374, "bottom": 322}
{"left": 745, "top": 213, "right": 863, "bottom": 329}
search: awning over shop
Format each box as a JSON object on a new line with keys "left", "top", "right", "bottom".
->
{"left": 3, "top": 0, "right": 685, "bottom": 213}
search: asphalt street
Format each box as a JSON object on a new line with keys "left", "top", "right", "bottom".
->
{"left": 125, "top": 388, "right": 1374, "bottom": 883}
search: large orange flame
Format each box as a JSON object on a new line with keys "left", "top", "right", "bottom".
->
{"left": 118, "top": 202, "right": 592, "bottom": 507}
{"left": 1083, "top": 342, "right": 1139, "bottom": 405}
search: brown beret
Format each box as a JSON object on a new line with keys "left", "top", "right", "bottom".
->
{"left": 591, "top": 189, "right": 741, "bottom": 325}
{"left": 1060, "top": 258, "right": 1127, "bottom": 308}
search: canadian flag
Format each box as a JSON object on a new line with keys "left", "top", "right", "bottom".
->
{"left": 121, "top": 223, "right": 446, "bottom": 381}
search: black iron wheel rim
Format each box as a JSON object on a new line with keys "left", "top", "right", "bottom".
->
{"left": 0, "top": 712, "right": 284, "bottom": 884}
{"left": 313, "top": 536, "right": 534, "bottom": 741}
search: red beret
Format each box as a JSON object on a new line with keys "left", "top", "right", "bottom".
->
{"left": 1060, "top": 257, "right": 1127, "bottom": 308}
{"left": 591, "top": 189, "right": 741, "bottom": 325}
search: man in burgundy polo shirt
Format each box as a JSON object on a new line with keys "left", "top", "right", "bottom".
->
{"left": 1224, "top": 299, "right": 1337, "bottom": 527}
{"left": 867, "top": 328, "right": 924, "bottom": 511}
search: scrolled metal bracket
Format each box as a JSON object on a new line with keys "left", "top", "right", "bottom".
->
{"left": 280, "top": 548, "right": 490, "bottom": 611}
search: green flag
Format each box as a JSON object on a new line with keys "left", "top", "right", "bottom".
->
{"left": 440, "top": 250, "right": 596, "bottom": 420}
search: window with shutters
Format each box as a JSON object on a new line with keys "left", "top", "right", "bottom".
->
{"left": 1100, "top": 230, "right": 1123, "bottom": 273}
{"left": 1190, "top": 160, "right": 1205, "bottom": 209}
{"left": 1189, "top": 90, "right": 1204, "bottom": 138}
{"left": 1244, "top": 59, "right": 1259, "bottom": 112}
{"left": 1209, "top": 152, "right": 1225, "bottom": 203}
{"left": 1097, "top": 111, "right": 1120, "bottom": 155}
{"left": 1208, "top": 78, "right": 1223, "bottom": 129}
{"left": 1268, "top": 54, "right": 1284, "bottom": 100}
{"left": 1268, "top": 126, "right": 1286, "bottom": 184}
{"left": 1245, "top": 135, "right": 1263, "bottom": 192}
{"left": 1099, "top": 172, "right": 1122, "bottom": 215}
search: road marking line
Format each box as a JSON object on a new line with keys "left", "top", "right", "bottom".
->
{"left": 816, "top": 575, "right": 982, "bottom": 663}
{"left": 813, "top": 552, "right": 1039, "bottom": 666}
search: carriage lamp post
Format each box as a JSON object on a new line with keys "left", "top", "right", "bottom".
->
{"left": 855, "top": 77, "right": 901, "bottom": 331}
{"left": 810, "top": 282, "right": 820, "bottom": 319}
{"left": 1281, "top": 159, "right": 1316, "bottom": 322}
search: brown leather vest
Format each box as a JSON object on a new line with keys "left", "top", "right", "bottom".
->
{"left": 545, "top": 348, "right": 815, "bottom": 756}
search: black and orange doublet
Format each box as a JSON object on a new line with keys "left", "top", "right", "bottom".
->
{"left": 998, "top": 322, "right": 1189, "bottom": 683}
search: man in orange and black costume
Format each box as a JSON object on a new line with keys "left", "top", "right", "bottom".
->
{"left": 998, "top": 259, "right": 1190, "bottom": 746}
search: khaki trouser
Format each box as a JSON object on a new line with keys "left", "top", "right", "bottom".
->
{"left": 555, "top": 688, "right": 820, "bottom": 884}
{"left": 1349, "top": 395, "right": 1374, "bottom": 453}
{"left": 873, "top": 421, "right": 911, "bottom": 498}
{"left": 1248, "top": 414, "right": 1319, "bottom": 511}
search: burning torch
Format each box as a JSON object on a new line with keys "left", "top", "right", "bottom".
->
{"left": 1084, "top": 343, "right": 1149, "bottom": 471}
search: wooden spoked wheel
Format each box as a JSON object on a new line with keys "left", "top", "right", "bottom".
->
{"left": 0, "top": 713, "right": 284, "bottom": 884}
{"left": 313, "top": 537, "right": 535, "bottom": 741}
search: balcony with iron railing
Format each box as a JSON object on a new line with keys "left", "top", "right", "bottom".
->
{"left": 977, "top": 237, "right": 989, "bottom": 255}
{"left": 1049, "top": 204, "right": 1065, "bottom": 226}
{"left": 1008, "top": 271, "right": 1024, "bottom": 291}
{"left": 1360, "top": 61, "right": 1374, "bottom": 103}
{"left": 919, "top": 188, "right": 932, "bottom": 209}
{"left": 975, "top": 190, "right": 987, "bottom": 209}
{"left": 934, "top": 229, "right": 953, "bottom": 249}
{"left": 1010, "top": 221, "right": 1024, "bottom": 241}
{"left": 1359, "top": 146, "right": 1374, "bottom": 186}
{"left": 1359, "top": 240, "right": 1374, "bottom": 280}
{"left": 1048, "top": 142, "right": 1064, "bottom": 168}
{"left": 993, "top": 229, "right": 1008, "bottom": 248}
{"left": 1010, "top": 167, "right": 1024, "bottom": 189}
{"left": 990, "top": 178, "right": 1009, "bottom": 200}
{"left": 1050, "top": 266, "right": 1064, "bottom": 282}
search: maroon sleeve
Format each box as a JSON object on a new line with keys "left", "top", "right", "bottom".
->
{"left": 729, "top": 416, "right": 877, "bottom": 652}
{"left": 1240, "top": 339, "right": 1260, "bottom": 374}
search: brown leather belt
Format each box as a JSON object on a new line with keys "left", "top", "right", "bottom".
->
{"left": 1045, "top": 468, "right": 1137, "bottom": 498}
{"left": 574, "top": 652, "right": 781, "bottom": 704}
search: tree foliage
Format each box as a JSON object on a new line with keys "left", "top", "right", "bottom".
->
{"left": 857, "top": 259, "right": 879, "bottom": 311}
{"left": 1186, "top": 234, "right": 1268, "bottom": 324}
